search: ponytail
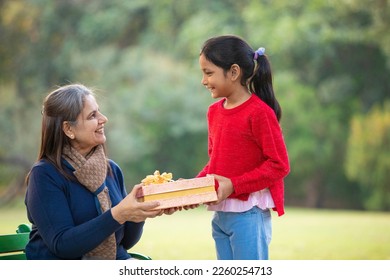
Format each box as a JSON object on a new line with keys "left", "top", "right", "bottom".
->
{"left": 249, "top": 50, "right": 282, "bottom": 122}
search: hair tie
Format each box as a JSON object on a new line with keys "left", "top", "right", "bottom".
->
{"left": 253, "top": 47, "right": 265, "bottom": 60}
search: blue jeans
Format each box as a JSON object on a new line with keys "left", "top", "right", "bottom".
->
{"left": 211, "top": 207, "right": 272, "bottom": 260}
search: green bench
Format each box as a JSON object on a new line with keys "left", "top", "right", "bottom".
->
{"left": 0, "top": 223, "right": 31, "bottom": 260}
{"left": 0, "top": 223, "right": 151, "bottom": 260}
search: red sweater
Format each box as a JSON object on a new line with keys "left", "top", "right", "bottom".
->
{"left": 197, "top": 94, "right": 290, "bottom": 216}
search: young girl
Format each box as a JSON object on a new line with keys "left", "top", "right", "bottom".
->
{"left": 197, "top": 35, "right": 290, "bottom": 260}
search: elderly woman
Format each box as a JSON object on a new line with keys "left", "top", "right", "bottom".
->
{"left": 25, "top": 84, "right": 165, "bottom": 259}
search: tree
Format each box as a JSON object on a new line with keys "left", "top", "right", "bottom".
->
{"left": 74, "top": 45, "right": 210, "bottom": 186}
{"left": 242, "top": 0, "right": 390, "bottom": 208}
{"left": 345, "top": 102, "right": 390, "bottom": 211}
{"left": 1, "top": 0, "right": 389, "bottom": 210}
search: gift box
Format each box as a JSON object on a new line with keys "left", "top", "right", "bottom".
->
{"left": 137, "top": 176, "right": 217, "bottom": 210}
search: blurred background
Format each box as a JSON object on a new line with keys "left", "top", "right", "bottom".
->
{"left": 1, "top": 0, "right": 389, "bottom": 210}
{"left": 0, "top": 0, "right": 389, "bottom": 259}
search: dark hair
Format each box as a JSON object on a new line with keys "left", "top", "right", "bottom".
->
{"left": 27, "top": 84, "right": 110, "bottom": 181}
{"left": 200, "top": 35, "right": 282, "bottom": 121}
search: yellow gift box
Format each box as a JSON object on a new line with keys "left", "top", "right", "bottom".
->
{"left": 137, "top": 176, "right": 217, "bottom": 210}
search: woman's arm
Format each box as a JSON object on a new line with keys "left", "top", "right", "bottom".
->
{"left": 26, "top": 163, "right": 122, "bottom": 259}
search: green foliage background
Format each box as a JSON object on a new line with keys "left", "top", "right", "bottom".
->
{"left": 1, "top": 0, "right": 389, "bottom": 210}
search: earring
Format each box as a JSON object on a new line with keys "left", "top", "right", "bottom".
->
{"left": 70, "top": 135, "right": 74, "bottom": 139}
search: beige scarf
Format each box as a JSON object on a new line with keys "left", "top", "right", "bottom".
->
{"left": 63, "top": 145, "right": 116, "bottom": 260}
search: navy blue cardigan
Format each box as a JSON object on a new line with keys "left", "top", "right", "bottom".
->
{"left": 24, "top": 158, "right": 144, "bottom": 259}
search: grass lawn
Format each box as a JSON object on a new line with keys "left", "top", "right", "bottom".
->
{"left": 1, "top": 202, "right": 389, "bottom": 260}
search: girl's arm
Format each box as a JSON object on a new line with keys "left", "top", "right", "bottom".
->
{"left": 231, "top": 109, "right": 290, "bottom": 195}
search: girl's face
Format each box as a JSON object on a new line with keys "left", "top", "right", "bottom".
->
{"left": 199, "top": 54, "right": 233, "bottom": 99}
{"left": 65, "top": 95, "right": 108, "bottom": 156}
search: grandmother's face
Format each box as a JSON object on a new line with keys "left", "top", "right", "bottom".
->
{"left": 65, "top": 95, "right": 108, "bottom": 156}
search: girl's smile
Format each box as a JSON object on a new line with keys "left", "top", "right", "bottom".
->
{"left": 199, "top": 54, "right": 230, "bottom": 99}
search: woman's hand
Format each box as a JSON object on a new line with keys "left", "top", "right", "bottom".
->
{"left": 208, "top": 174, "right": 234, "bottom": 205}
{"left": 111, "top": 184, "right": 163, "bottom": 224}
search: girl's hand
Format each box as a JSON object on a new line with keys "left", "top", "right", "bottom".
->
{"left": 208, "top": 174, "right": 234, "bottom": 205}
{"left": 162, "top": 207, "right": 179, "bottom": 215}
{"left": 182, "top": 204, "right": 199, "bottom": 210}
{"left": 175, "top": 204, "right": 200, "bottom": 211}
{"left": 163, "top": 203, "right": 200, "bottom": 213}
{"left": 112, "top": 184, "right": 163, "bottom": 224}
